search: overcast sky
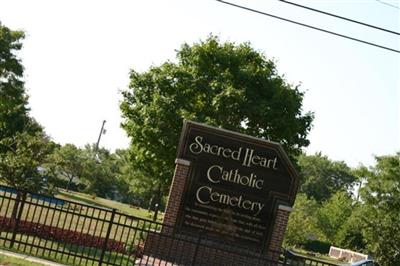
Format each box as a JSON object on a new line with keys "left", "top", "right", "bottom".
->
{"left": 1, "top": 0, "right": 399, "bottom": 167}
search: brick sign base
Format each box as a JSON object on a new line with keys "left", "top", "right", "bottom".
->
{"left": 144, "top": 232, "right": 274, "bottom": 265}
{"left": 143, "top": 159, "right": 293, "bottom": 264}
{"left": 162, "top": 159, "right": 191, "bottom": 228}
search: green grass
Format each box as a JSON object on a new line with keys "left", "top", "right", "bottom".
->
{"left": 289, "top": 247, "right": 343, "bottom": 265}
{"left": 56, "top": 189, "right": 163, "bottom": 222}
{"left": 0, "top": 253, "right": 47, "bottom": 266}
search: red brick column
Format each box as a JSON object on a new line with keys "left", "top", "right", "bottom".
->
{"left": 143, "top": 158, "right": 192, "bottom": 260}
{"left": 268, "top": 204, "right": 292, "bottom": 258}
{"left": 162, "top": 158, "right": 191, "bottom": 227}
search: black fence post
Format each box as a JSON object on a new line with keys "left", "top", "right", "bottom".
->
{"left": 192, "top": 232, "right": 203, "bottom": 265}
{"left": 99, "top": 208, "right": 116, "bottom": 266}
{"left": 283, "top": 251, "right": 288, "bottom": 266}
{"left": 10, "top": 191, "right": 27, "bottom": 249}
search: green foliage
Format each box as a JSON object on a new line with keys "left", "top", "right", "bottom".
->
{"left": 0, "top": 131, "right": 54, "bottom": 192}
{"left": 78, "top": 144, "right": 119, "bottom": 199}
{"left": 360, "top": 153, "right": 400, "bottom": 266}
{"left": 114, "top": 149, "right": 156, "bottom": 207}
{"left": 316, "top": 191, "right": 353, "bottom": 245}
{"left": 44, "top": 145, "right": 149, "bottom": 206}
{"left": 298, "top": 153, "right": 357, "bottom": 203}
{"left": 45, "top": 144, "right": 121, "bottom": 199}
{"left": 302, "top": 240, "right": 331, "bottom": 254}
{"left": 335, "top": 204, "right": 366, "bottom": 251}
{"left": 0, "top": 22, "right": 54, "bottom": 193}
{"left": 287, "top": 154, "right": 369, "bottom": 253}
{"left": 121, "top": 35, "right": 313, "bottom": 196}
{"left": 0, "top": 21, "right": 31, "bottom": 143}
{"left": 287, "top": 153, "right": 400, "bottom": 265}
{"left": 284, "top": 193, "right": 322, "bottom": 247}
{"left": 46, "top": 143, "right": 85, "bottom": 191}
{"left": 0, "top": 22, "right": 24, "bottom": 77}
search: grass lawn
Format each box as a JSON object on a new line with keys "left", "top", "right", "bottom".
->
{"left": 0, "top": 184, "right": 163, "bottom": 222}
{"left": 56, "top": 189, "right": 163, "bottom": 222}
{"left": 0, "top": 253, "right": 47, "bottom": 266}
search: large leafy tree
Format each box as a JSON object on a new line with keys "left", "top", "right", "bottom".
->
{"left": 298, "top": 153, "right": 357, "bottom": 203}
{"left": 0, "top": 21, "right": 30, "bottom": 143}
{"left": 360, "top": 153, "right": 400, "bottom": 266}
{"left": 120, "top": 36, "right": 313, "bottom": 199}
{"left": 0, "top": 21, "right": 52, "bottom": 193}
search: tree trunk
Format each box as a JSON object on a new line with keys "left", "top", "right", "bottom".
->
{"left": 11, "top": 191, "right": 25, "bottom": 220}
{"left": 65, "top": 175, "right": 74, "bottom": 192}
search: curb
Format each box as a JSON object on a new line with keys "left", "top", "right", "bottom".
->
{"left": 0, "top": 249, "right": 66, "bottom": 266}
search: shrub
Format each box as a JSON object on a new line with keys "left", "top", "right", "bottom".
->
{"left": 0, "top": 216, "right": 127, "bottom": 253}
{"left": 302, "top": 240, "right": 331, "bottom": 254}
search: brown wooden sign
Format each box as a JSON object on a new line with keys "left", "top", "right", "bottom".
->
{"left": 176, "top": 121, "right": 299, "bottom": 249}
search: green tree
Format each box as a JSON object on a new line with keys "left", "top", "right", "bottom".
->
{"left": 114, "top": 149, "right": 155, "bottom": 207}
{"left": 316, "top": 190, "right": 353, "bottom": 245}
{"left": 46, "top": 144, "right": 85, "bottom": 191}
{"left": 335, "top": 204, "right": 366, "bottom": 251}
{"left": 298, "top": 153, "right": 357, "bottom": 203}
{"left": 0, "top": 21, "right": 26, "bottom": 138}
{"left": 80, "top": 144, "right": 119, "bottom": 199}
{"left": 120, "top": 36, "right": 313, "bottom": 200}
{"left": 0, "top": 22, "right": 40, "bottom": 143}
{"left": 284, "top": 193, "right": 321, "bottom": 247}
{"left": 360, "top": 153, "right": 400, "bottom": 266}
{"left": 0, "top": 131, "right": 54, "bottom": 218}
{"left": 0, "top": 21, "right": 52, "bottom": 194}
{"left": 0, "top": 131, "right": 53, "bottom": 191}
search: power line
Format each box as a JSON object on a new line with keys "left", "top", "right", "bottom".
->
{"left": 215, "top": 0, "right": 400, "bottom": 54}
{"left": 278, "top": 0, "right": 400, "bottom": 36}
{"left": 375, "top": 0, "right": 400, "bottom": 10}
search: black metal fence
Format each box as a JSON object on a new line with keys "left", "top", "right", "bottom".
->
{"left": 0, "top": 185, "right": 338, "bottom": 266}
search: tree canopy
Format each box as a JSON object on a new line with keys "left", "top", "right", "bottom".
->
{"left": 0, "top": 131, "right": 53, "bottom": 192}
{"left": 120, "top": 36, "right": 314, "bottom": 196}
{"left": 284, "top": 193, "right": 321, "bottom": 247}
{"left": 79, "top": 144, "right": 121, "bottom": 199}
{"left": 46, "top": 144, "right": 85, "bottom": 191}
{"left": 0, "top": 21, "right": 29, "bottom": 143}
{"left": 0, "top": 21, "right": 52, "bottom": 192}
{"left": 360, "top": 153, "right": 400, "bottom": 265}
{"left": 298, "top": 153, "right": 356, "bottom": 203}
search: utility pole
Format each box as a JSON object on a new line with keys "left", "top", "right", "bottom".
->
{"left": 95, "top": 120, "right": 106, "bottom": 154}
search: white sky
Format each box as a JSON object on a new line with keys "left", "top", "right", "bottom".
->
{"left": 1, "top": 0, "right": 399, "bottom": 167}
